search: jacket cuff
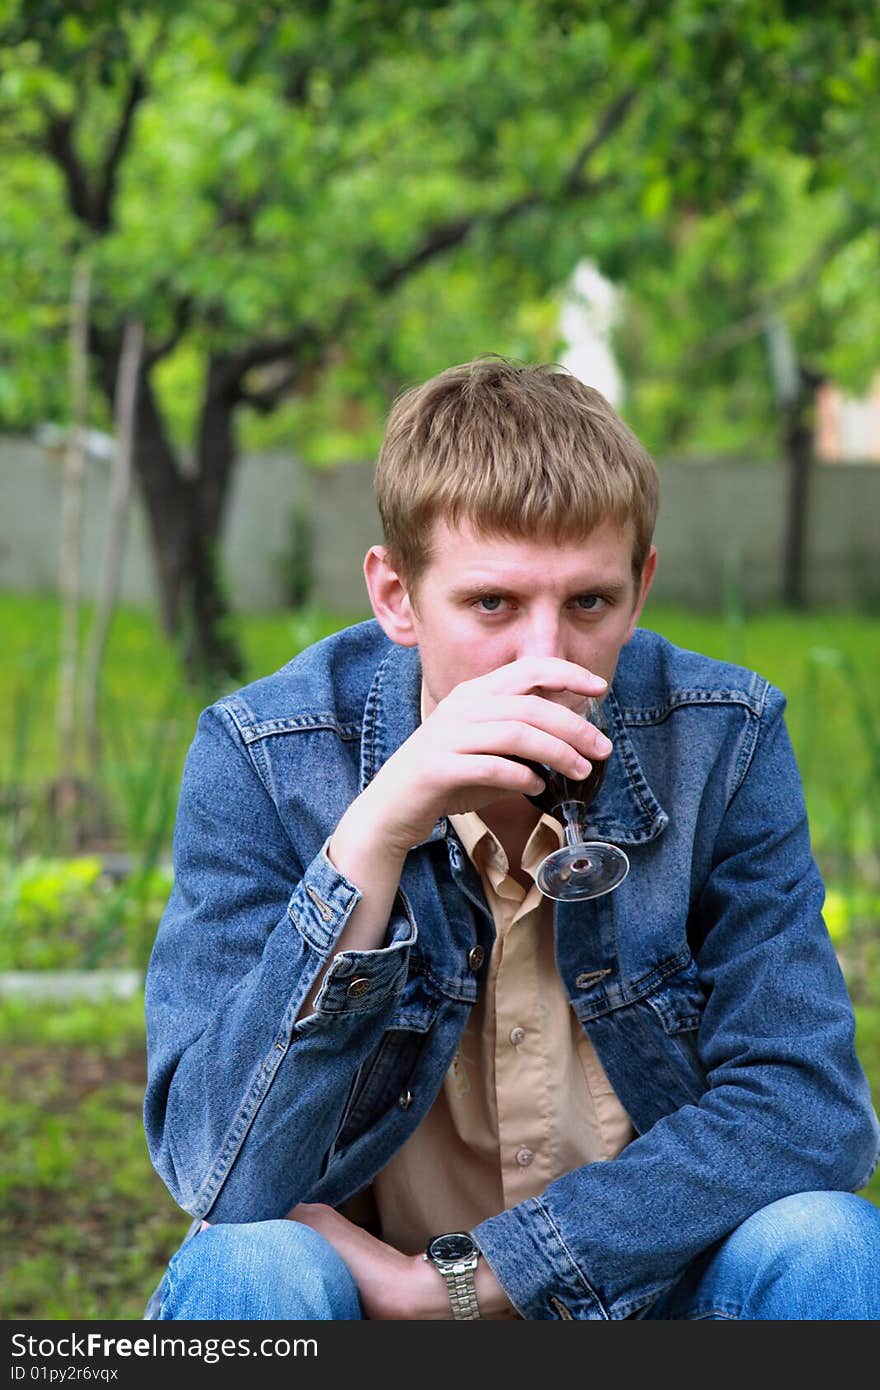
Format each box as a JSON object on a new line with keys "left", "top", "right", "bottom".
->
{"left": 473, "top": 1198, "right": 608, "bottom": 1321}
{"left": 288, "top": 838, "right": 416, "bottom": 1016}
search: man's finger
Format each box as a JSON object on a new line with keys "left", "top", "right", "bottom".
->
{"left": 479, "top": 656, "right": 608, "bottom": 697}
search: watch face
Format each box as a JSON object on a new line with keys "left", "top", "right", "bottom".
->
{"left": 429, "top": 1232, "right": 476, "bottom": 1263}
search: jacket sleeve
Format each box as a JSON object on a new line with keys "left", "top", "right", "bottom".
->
{"left": 143, "top": 702, "right": 416, "bottom": 1221}
{"left": 472, "top": 686, "right": 880, "bottom": 1319}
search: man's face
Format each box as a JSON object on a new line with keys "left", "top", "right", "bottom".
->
{"left": 399, "top": 517, "right": 656, "bottom": 715}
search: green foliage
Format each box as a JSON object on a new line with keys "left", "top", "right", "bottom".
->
{"left": 615, "top": 147, "right": 880, "bottom": 457}
{"left": 0, "top": 1014, "right": 190, "bottom": 1319}
{"left": 0, "top": 855, "right": 173, "bottom": 970}
{"left": 1, "top": 0, "right": 877, "bottom": 461}
{"left": 854, "top": 1005, "right": 880, "bottom": 1207}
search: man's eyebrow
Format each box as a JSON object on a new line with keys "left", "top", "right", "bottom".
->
{"left": 450, "top": 578, "right": 631, "bottom": 600}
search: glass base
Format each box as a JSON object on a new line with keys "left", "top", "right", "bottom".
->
{"left": 535, "top": 841, "right": 630, "bottom": 901}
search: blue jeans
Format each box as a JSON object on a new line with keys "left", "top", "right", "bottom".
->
{"left": 155, "top": 1192, "right": 880, "bottom": 1320}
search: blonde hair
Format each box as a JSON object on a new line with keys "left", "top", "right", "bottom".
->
{"left": 374, "top": 357, "right": 659, "bottom": 593}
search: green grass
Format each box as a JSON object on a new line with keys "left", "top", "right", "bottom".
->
{"left": 1, "top": 592, "right": 368, "bottom": 791}
{"left": 2, "top": 591, "right": 876, "bottom": 736}
{"left": 645, "top": 602, "right": 880, "bottom": 885}
{"left": 0, "top": 996, "right": 191, "bottom": 1320}
{"left": 1, "top": 594, "right": 366, "bottom": 861}
{"left": 855, "top": 1005, "right": 880, "bottom": 1210}
{"left": 5, "top": 592, "right": 878, "bottom": 781}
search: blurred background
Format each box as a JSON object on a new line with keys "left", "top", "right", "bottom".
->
{"left": 1, "top": 0, "right": 878, "bottom": 1318}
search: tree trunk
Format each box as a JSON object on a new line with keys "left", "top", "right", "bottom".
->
{"left": 182, "top": 355, "right": 246, "bottom": 685}
{"left": 179, "top": 494, "right": 245, "bottom": 686}
{"left": 130, "top": 369, "right": 191, "bottom": 639}
{"left": 780, "top": 382, "right": 814, "bottom": 609}
{"left": 764, "top": 317, "right": 816, "bottom": 610}
{"left": 93, "top": 352, "right": 245, "bottom": 687}
{"left": 135, "top": 363, "right": 245, "bottom": 685}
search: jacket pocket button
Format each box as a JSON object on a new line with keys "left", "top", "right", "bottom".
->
{"left": 346, "top": 977, "right": 372, "bottom": 998}
{"left": 398, "top": 1089, "right": 414, "bottom": 1110}
{"left": 468, "top": 946, "right": 485, "bottom": 972}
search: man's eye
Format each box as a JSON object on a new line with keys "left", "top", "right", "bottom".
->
{"left": 473, "top": 595, "right": 506, "bottom": 612}
{"left": 573, "top": 595, "right": 604, "bottom": 612}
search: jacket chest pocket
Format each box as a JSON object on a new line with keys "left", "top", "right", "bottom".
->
{"left": 336, "top": 1028, "right": 427, "bottom": 1150}
{"left": 587, "top": 956, "right": 708, "bottom": 1135}
{"left": 334, "top": 980, "right": 441, "bottom": 1156}
{"left": 641, "top": 960, "right": 708, "bottom": 1110}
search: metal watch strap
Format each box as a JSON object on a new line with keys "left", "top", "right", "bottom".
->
{"left": 441, "top": 1261, "right": 482, "bottom": 1320}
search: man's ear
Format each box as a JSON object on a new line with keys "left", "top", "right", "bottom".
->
{"left": 363, "top": 545, "right": 419, "bottom": 647}
{"left": 624, "top": 545, "right": 657, "bottom": 643}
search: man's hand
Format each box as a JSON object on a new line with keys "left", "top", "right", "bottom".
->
{"left": 287, "top": 1203, "right": 513, "bottom": 1320}
{"left": 362, "top": 656, "right": 612, "bottom": 855}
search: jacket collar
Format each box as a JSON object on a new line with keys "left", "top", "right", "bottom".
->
{"left": 360, "top": 642, "right": 668, "bottom": 848}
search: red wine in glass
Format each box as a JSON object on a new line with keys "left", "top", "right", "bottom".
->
{"left": 521, "top": 755, "right": 607, "bottom": 820}
{"left": 514, "top": 696, "right": 629, "bottom": 901}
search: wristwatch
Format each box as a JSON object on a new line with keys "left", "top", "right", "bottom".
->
{"left": 424, "top": 1231, "right": 482, "bottom": 1319}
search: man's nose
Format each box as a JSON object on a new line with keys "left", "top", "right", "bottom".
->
{"left": 515, "top": 612, "right": 566, "bottom": 662}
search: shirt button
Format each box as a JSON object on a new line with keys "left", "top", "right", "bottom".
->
{"left": 346, "top": 977, "right": 371, "bottom": 998}
{"left": 509, "top": 1026, "right": 526, "bottom": 1047}
{"left": 398, "top": 1089, "right": 414, "bottom": 1110}
{"left": 515, "top": 1147, "right": 534, "bottom": 1167}
{"left": 467, "top": 946, "right": 485, "bottom": 972}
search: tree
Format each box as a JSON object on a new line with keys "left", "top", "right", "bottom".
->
{"left": 1, "top": 0, "right": 876, "bottom": 677}
{"left": 613, "top": 140, "right": 880, "bottom": 605}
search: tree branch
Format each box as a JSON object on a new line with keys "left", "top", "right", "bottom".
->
{"left": 565, "top": 88, "right": 638, "bottom": 193}
{"left": 39, "top": 46, "right": 152, "bottom": 235}
{"left": 41, "top": 105, "right": 94, "bottom": 226}
{"left": 356, "top": 90, "right": 636, "bottom": 299}
{"left": 682, "top": 220, "right": 873, "bottom": 368}
{"left": 93, "top": 68, "right": 148, "bottom": 231}
{"left": 222, "top": 90, "right": 635, "bottom": 399}
{"left": 216, "top": 325, "right": 323, "bottom": 393}
{"left": 144, "top": 294, "right": 195, "bottom": 368}
{"left": 238, "top": 355, "right": 324, "bottom": 414}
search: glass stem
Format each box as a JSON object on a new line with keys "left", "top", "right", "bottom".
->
{"left": 556, "top": 799, "right": 589, "bottom": 849}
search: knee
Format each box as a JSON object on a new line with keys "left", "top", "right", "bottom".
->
{"left": 725, "top": 1191, "right": 880, "bottom": 1314}
{"left": 163, "top": 1219, "right": 361, "bottom": 1320}
{"left": 733, "top": 1191, "right": 880, "bottom": 1270}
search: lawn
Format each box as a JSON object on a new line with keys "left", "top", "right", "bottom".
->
{"left": 1, "top": 591, "right": 878, "bottom": 1319}
{"left": 0, "top": 995, "right": 190, "bottom": 1319}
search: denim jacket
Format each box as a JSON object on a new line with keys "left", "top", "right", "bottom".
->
{"left": 143, "top": 620, "right": 879, "bottom": 1320}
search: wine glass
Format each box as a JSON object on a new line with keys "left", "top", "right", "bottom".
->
{"left": 520, "top": 695, "right": 629, "bottom": 901}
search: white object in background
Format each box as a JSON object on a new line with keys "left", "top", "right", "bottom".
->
{"left": 559, "top": 260, "right": 623, "bottom": 407}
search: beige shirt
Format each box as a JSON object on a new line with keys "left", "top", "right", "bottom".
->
{"left": 371, "top": 689, "right": 635, "bottom": 1258}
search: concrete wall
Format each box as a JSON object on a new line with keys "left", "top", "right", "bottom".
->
{"left": 0, "top": 436, "right": 310, "bottom": 613}
{"left": 308, "top": 456, "right": 880, "bottom": 612}
{"left": 1, "top": 435, "right": 877, "bottom": 614}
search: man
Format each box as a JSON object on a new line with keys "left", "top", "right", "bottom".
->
{"left": 144, "top": 358, "right": 880, "bottom": 1320}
